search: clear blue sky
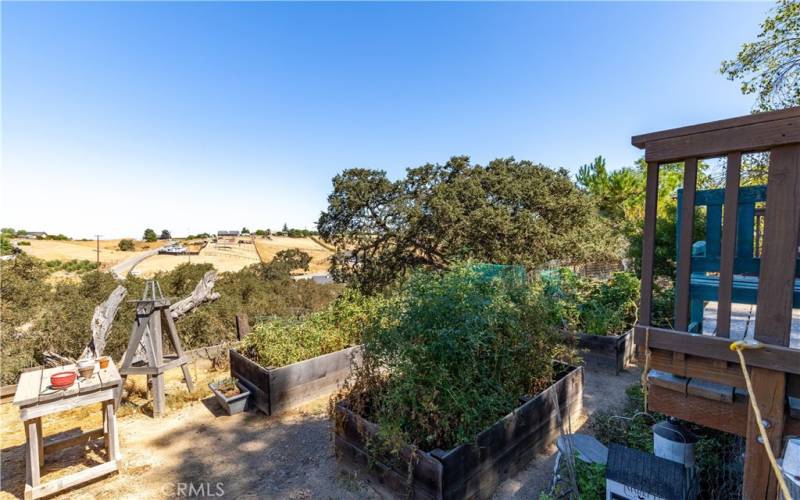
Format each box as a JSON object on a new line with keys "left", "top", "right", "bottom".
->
{"left": 2, "top": 1, "right": 770, "bottom": 239}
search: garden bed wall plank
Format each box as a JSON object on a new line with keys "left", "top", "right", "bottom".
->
{"left": 334, "top": 364, "right": 583, "bottom": 500}
{"left": 230, "top": 346, "right": 360, "bottom": 416}
{"left": 269, "top": 346, "right": 361, "bottom": 414}
{"left": 335, "top": 403, "right": 443, "bottom": 499}
{"left": 230, "top": 349, "right": 272, "bottom": 414}
{"left": 436, "top": 366, "right": 583, "bottom": 499}
{"left": 568, "top": 330, "right": 632, "bottom": 374}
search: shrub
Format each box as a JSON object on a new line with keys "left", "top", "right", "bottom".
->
{"left": 336, "top": 263, "right": 568, "bottom": 452}
{"left": 542, "top": 268, "right": 639, "bottom": 336}
{"left": 1, "top": 236, "right": 16, "bottom": 255}
{"left": 0, "top": 258, "right": 343, "bottom": 385}
{"left": 243, "top": 289, "right": 381, "bottom": 367}
{"left": 118, "top": 239, "right": 135, "bottom": 251}
{"left": 17, "top": 240, "right": 30, "bottom": 246}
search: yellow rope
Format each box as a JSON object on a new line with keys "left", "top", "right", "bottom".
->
{"left": 730, "top": 340, "right": 792, "bottom": 500}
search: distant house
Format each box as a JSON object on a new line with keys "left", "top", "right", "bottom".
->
{"left": 217, "top": 230, "right": 240, "bottom": 238}
{"left": 22, "top": 232, "right": 48, "bottom": 239}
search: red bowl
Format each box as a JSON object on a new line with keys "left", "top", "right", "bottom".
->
{"left": 50, "top": 371, "right": 77, "bottom": 389}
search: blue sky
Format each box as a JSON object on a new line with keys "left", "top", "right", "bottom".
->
{"left": 2, "top": 1, "right": 770, "bottom": 238}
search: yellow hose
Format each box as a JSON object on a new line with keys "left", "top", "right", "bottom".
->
{"left": 730, "top": 340, "right": 792, "bottom": 499}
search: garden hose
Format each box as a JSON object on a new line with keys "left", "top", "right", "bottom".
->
{"left": 730, "top": 339, "right": 792, "bottom": 499}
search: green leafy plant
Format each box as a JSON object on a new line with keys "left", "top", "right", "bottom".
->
{"left": 542, "top": 268, "right": 639, "bottom": 336}
{"left": 243, "top": 288, "right": 382, "bottom": 368}
{"left": 335, "top": 263, "right": 569, "bottom": 453}
{"left": 214, "top": 377, "right": 241, "bottom": 397}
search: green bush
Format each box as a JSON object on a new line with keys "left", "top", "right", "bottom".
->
{"left": 542, "top": 268, "right": 639, "bottom": 336}
{"left": 118, "top": 239, "right": 135, "bottom": 251}
{"left": 337, "top": 263, "right": 568, "bottom": 452}
{"left": 243, "top": 289, "right": 382, "bottom": 367}
{"left": 0, "top": 257, "right": 343, "bottom": 385}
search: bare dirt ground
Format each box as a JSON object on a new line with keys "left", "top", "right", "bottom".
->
{"left": 16, "top": 239, "right": 165, "bottom": 267}
{"left": 0, "top": 363, "right": 639, "bottom": 500}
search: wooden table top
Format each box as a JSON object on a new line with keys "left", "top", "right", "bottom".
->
{"left": 13, "top": 359, "right": 121, "bottom": 408}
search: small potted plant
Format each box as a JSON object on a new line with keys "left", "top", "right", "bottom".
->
{"left": 209, "top": 377, "right": 251, "bottom": 415}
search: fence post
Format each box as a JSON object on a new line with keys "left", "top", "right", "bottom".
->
{"left": 235, "top": 314, "right": 250, "bottom": 340}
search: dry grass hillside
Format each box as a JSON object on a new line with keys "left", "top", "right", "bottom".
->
{"left": 253, "top": 236, "right": 332, "bottom": 274}
{"left": 14, "top": 239, "right": 165, "bottom": 266}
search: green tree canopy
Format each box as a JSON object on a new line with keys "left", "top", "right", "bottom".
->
{"left": 159, "top": 229, "right": 171, "bottom": 240}
{"left": 142, "top": 228, "right": 157, "bottom": 242}
{"left": 319, "top": 156, "right": 621, "bottom": 292}
{"left": 721, "top": 0, "right": 800, "bottom": 111}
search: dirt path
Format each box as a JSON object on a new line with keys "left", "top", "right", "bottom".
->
{"left": 0, "top": 366, "right": 639, "bottom": 499}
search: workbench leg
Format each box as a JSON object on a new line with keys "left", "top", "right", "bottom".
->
{"left": 35, "top": 418, "right": 44, "bottom": 467}
{"left": 151, "top": 373, "right": 166, "bottom": 418}
{"left": 24, "top": 419, "right": 40, "bottom": 500}
{"left": 104, "top": 400, "right": 121, "bottom": 462}
{"left": 181, "top": 363, "right": 195, "bottom": 392}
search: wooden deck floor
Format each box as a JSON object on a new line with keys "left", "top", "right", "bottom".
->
{"left": 702, "top": 301, "right": 800, "bottom": 348}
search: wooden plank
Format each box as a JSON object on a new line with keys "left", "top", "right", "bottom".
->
{"left": 13, "top": 370, "right": 43, "bottom": 407}
{"left": 647, "top": 369, "right": 689, "bottom": 394}
{"left": 632, "top": 107, "right": 800, "bottom": 148}
{"left": 642, "top": 347, "right": 747, "bottom": 389}
{"left": 743, "top": 368, "right": 786, "bottom": 499}
{"left": 29, "top": 460, "right": 117, "bottom": 499}
{"left": 77, "top": 369, "right": 102, "bottom": 394}
{"left": 675, "top": 158, "right": 698, "bottom": 331}
{"left": 230, "top": 349, "right": 272, "bottom": 415}
{"left": 687, "top": 377, "right": 734, "bottom": 403}
{"left": 717, "top": 152, "right": 742, "bottom": 337}
{"left": 26, "top": 420, "right": 41, "bottom": 489}
{"left": 639, "top": 161, "right": 660, "bottom": 326}
{"left": 755, "top": 144, "right": 800, "bottom": 346}
{"left": 335, "top": 403, "right": 443, "bottom": 499}
{"left": 268, "top": 346, "right": 361, "bottom": 415}
{"left": 236, "top": 314, "right": 250, "bottom": 340}
{"left": 633, "top": 326, "right": 800, "bottom": 375}
{"left": 43, "top": 428, "right": 104, "bottom": 455}
{"left": 97, "top": 359, "right": 121, "bottom": 388}
{"left": 38, "top": 366, "right": 69, "bottom": 404}
{"left": 20, "top": 388, "right": 115, "bottom": 421}
{"left": 647, "top": 383, "right": 748, "bottom": 436}
{"left": 641, "top": 116, "right": 800, "bottom": 163}
{"left": 744, "top": 144, "right": 800, "bottom": 498}
{"left": 104, "top": 400, "right": 120, "bottom": 460}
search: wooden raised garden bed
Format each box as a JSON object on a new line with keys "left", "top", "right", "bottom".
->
{"left": 230, "top": 346, "right": 361, "bottom": 416}
{"left": 334, "top": 363, "right": 583, "bottom": 500}
{"left": 566, "top": 328, "right": 633, "bottom": 374}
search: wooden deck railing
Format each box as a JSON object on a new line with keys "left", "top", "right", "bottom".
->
{"left": 632, "top": 107, "right": 800, "bottom": 499}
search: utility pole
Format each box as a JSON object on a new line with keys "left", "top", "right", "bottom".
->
{"left": 94, "top": 234, "right": 102, "bottom": 268}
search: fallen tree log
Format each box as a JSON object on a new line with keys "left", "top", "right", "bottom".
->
{"left": 169, "top": 270, "right": 221, "bottom": 320}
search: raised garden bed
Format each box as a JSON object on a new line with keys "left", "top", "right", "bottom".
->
{"left": 230, "top": 346, "right": 361, "bottom": 416}
{"left": 566, "top": 328, "right": 634, "bottom": 374}
{"left": 334, "top": 363, "right": 583, "bottom": 500}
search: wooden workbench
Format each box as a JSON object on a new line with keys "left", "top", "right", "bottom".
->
{"left": 13, "top": 360, "right": 122, "bottom": 500}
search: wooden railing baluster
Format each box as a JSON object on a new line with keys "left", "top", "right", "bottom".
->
{"left": 675, "top": 158, "right": 698, "bottom": 331}
{"left": 716, "top": 152, "right": 741, "bottom": 338}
